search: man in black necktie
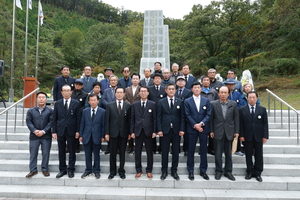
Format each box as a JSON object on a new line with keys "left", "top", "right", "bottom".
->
{"left": 157, "top": 83, "right": 185, "bottom": 180}
{"left": 105, "top": 87, "right": 131, "bottom": 179}
{"left": 181, "top": 65, "right": 196, "bottom": 89}
{"left": 53, "top": 66, "right": 76, "bottom": 102}
{"left": 239, "top": 91, "right": 268, "bottom": 182}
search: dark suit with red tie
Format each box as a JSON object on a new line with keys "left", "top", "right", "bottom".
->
{"left": 157, "top": 97, "right": 185, "bottom": 174}
{"left": 130, "top": 100, "right": 156, "bottom": 173}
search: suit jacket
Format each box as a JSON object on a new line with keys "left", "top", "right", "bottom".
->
{"left": 130, "top": 100, "right": 156, "bottom": 137}
{"left": 81, "top": 76, "right": 97, "bottom": 93}
{"left": 228, "top": 91, "right": 242, "bottom": 108}
{"left": 100, "top": 78, "right": 110, "bottom": 94}
{"left": 184, "top": 75, "right": 197, "bottom": 89}
{"left": 139, "top": 78, "right": 154, "bottom": 87}
{"left": 53, "top": 76, "right": 76, "bottom": 101}
{"left": 102, "top": 87, "right": 117, "bottom": 109}
{"left": 148, "top": 85, "right": 167, "bottom": 104}
{"left": 157, "top": 97, "right": 185, "bottom": 134}
{"left": 52, "top": 98, "right": 81, "bottom": 137}
{"left": 239, "top": 105, "right": 269, "bottom": 142}
{"left": 124, "top": 86, "right": 141, "bottom": 104}
{"left": 175, "top": 88, "right": 192, "bottom": 101}
{"left": 184, "top": 96, "right": 212, "bottom": 134}
{"left": 80, "top": 107, "right": 105, "bottom": 145}
{"left": 118, "top": 77, "right": 132, "bottom": 89}
{"left": 210, "top": 100, "right": 239, "bottom": 140}
{"left": 105, "top": 101, "right": 131, "bottom": 138}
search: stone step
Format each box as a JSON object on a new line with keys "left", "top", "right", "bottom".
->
{"left": 0, "top": 160, "right": 299, "bottom": 177}
{"left": 0, "top": 171, "right": 299, "bottom": 191}
{"left": 1, "top": 149, "right": 300, "bottom": 165}
{"left": 0, "top": 184, "right": 299, "bottom": 199}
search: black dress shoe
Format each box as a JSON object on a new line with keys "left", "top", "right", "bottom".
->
{"left": 108, "top": 173, "right": 115, "bottom": 179}
{"left": 200, "top": 172, "right": 209, "bottom": 180}
{"left": 120, "top": 173, "right": 126, "bottom": 179}
{"left": 215, "top": 172, "right": 222, "bottom": 180}
{"left": 56, "top": 171, "right": 67, "bottom": 178}
{"left": 188, "top": 173, "right": 194, "bottom": 181}
{"left": 171, "top": 172, "right": 180, "bottom": 180}
{"left": 208, "top": 150, "right": 215, "bottom": 155}
{"left": 224, "top": 173, "right": 235, "bottom": 181}
{"left": 245, "top": 173, "right": 252, "bottom": 180}
{"left": 126, "top": 150, "right": 133, "bottom": 154}
{"left": 81, "top": 172, "right": 92, "bottom": 179}
{"left": 184, "top": 151, "right": 188, "bottom": 156}
{"left": 255, "top": 175, "right": 262, "bottom": 182}
{"left": 160, "top": 172, "right": 168, "bottom": 180}
{"left": 105, "top": 150, "right": 110, "bottom": 154}
{"left": 75, "top": 149, "right": 80, "bottom": 153}
{"left": 95, "top": 173, "right": 101, "bottom": 179}
{"left": 68, "top": 171, "right": 74, "bottom": 178}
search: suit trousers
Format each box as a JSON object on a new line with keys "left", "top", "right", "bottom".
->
{"left": 214, "top": 134, "right": 232, "bottom": 174}
{"left": 83, "top": 136, "right": 101, "bottom": 173}
{"left": 161, "top": 129, "right": 180, "bottom": 173}
{"left": 57, "top": 128, "right": 76, "bottom": 172}
{"left": 135, "top": 129, "right": 153, "bottom": 173}
{"left": 244, "top": 138, "right": 263, "bottom": 175}
{"left": 29, "top": 138, "right": 52, "bottom": 172}
{"left": 187, "top": 132, "right": 208, "bottom": 173}
{"left": 109, "top": 136, "right": 127, "bottom": 175}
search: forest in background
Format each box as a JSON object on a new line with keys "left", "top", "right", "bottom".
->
{"left": 0, "top": 0, "right": 299, "bottom": 99}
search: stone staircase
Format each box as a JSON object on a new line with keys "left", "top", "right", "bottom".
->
{"left": 0, "top": 105, "right": 300, "bottom": 199}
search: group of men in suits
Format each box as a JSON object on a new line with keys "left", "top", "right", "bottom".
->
{"left": 27, "top": 63, "right": 268, "bottom": 183}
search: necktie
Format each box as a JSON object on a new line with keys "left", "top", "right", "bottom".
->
{"left": 146, "top": 79, "right": 148, "bottom": 86}
{"left": 86, "top": 77, "right": 89, "bottom": 83}
{"left": 251, "top": 106, "right": 254, "bottom": 118}
{"left": 92, "top": 109, "right": 95, "bottom": 121}
{"left": 156, "top": 86, "right": 159, "bottom": 91}
{"left": 118, "top": 101, "right": 122, "bottom": 115}
{"left": 64, "top": 100, "right": 68, "bottom": 113}
{"left": 170, "top": 98, "right": 174, "bottom": 109}
{"left": 64, "top": 78, "right": 68, "bottom": 84}
{"left": 185, "top": 76, "right": 188, "bottom": 82}
{"left": 142, "top": 101, "right": 145, "bottom": 115}
{"left": 179, "top": 89, "right": 182, "bottom": 97}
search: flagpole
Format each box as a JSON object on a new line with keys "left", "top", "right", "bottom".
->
{"left": 35, "top": 0, "right": 40, "bottom": 79}
{"left": 24, "top": 0, "right": 29, "bottom": 77}
{"left": 9, "top": 0, "right": 16, "bottom": 102}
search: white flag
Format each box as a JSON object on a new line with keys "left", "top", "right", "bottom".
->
{"left": 16, "top": 0, "right": 22, "bottom": 10}
{"left": 39, "top": 1, "right": 44, "bottom": 26}
{"left": 29, "top": 0, "right": 32, "bottom": 9}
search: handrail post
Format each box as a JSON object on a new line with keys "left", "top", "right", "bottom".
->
{"left": 268, "top": 92, "right": 270, "bottom": 116}
{"left": 5, "top": 112, "right": 8, "bottom": 141}
{"left": 288, "top": 108, "right": 290, "bottom": 137}
{"left": 297, "top": 115, "right": 299, "bottom": 146}
{"left": 22, "top": 91, "right": 25, "bottom": 126}
{"left": 274, "top": 97, "right": 276, "bottom": 123}
{"left": 14, "top": 104, "right": 17, "bottom": 133}
{"left": 280, "top": 102, "right": 283, "bottom": 129}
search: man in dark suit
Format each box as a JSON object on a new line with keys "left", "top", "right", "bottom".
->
{"left": 105, "top": 87, "right": 131, "bottom": 179}
{"left": 53, "top": 66, "right": 76, "bottom": 102}
{"left": 210, "top": 86, "right": 239, "bottom": 181}
{"left": 52, "top": 85, "right": 81, "bottom": 179}
{"left": 148, "top": 73, "right": 167, "bottom": 153}
{"left": 175, "top": 76, "right": 192, "bottom": 156}
{"left": 157, "top": 83, "right": 185, "bottom": 181}
{"left": 118, "top": 67, "right": 132, "bottom": 89}
{"left": 102, "top": 75, "right": 118, "bottom": 109}
{"left": 184, "top": 82, "right": 212, "bottom": 181}
{"left": 79, "top": 94, "right": 106, "bottom": 179}
{"left": 100, "top": 67, "right": 114, "bottom": 94}
{"left": 81, "top": 66, "right": 97, "bottom": 93}
{"left": 181, "top": 65, "right": 196, "bottom": 89}
{"left": 239, "top": 91, "right": 269, "bottom": 182}
{"left": 150, "top": 62, "right": 163, "bottom": 78}
{"left": 130, "top": 86, "right": 157, "bottom": 179}
{"left": 124, "top": 73, "right": 141, "bottom": 154}
{"left": 139, "top": 68, "right": 153, "bottom": 87}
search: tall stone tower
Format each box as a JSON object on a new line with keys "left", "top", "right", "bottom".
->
{"left": 140, "top": 10, "right": 170, "bottom": 78}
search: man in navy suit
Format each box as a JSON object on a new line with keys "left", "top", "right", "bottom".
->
{"left": 105, "top": 87, "right": 131, "bottom": 179}
{"left": 130, "top": 86, "right": 157, "bottom": 179}
{"left": 181, "top": 65, "right": 196, "bottom": 89}
{"left": 157, "top": 83, "right": 185, "bottom": 181}
{"left": 79, "top": 94, "right": 106, "bottom": 179}
{"left": 239, "top": 91, "right": 269, "bottom": 182}
{"left": 175, "top": 76, "right": 192, "bottom": 156}
{"left": 148, "top": 73, "right": 167, "bottom": 154}
{"left": 53, "top": 66, "right": 76, "bottom": 102}
{"left": 118, "top": 67, "right": 132, "bottom": 89}
{"left": 184, "top": 82, "right": 212, "bottom": 181}
{"left": 81, "top": 66, "right": 97, "bottom": 93}
{"left": 102, "top": 75, "right": 118, "bottom": 109}
{"left": 100, "top": 67, "right": 114, "bottom": 94}
{"left": 52, "top": 85, "right": 81, "bottom": 179}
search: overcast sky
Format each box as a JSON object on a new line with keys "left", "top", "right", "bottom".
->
{"left": 102, "top": 0, "right": 217, "bottom": 19}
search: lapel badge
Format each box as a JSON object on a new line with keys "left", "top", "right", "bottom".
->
{"left": 203, "top": 106, "right": 206, "bottom": 110}
{"left": 71, "top": 84, "right": 73, "bottom": 87}
{"left": 79, "top": 98, "right": 82, "bottom": 101}
{"left": 236, "top": 99, "right": 239, "bottom": 103}
{"left": 177, "top": 105, "right": 180, "bottom": 109}
{"left": 160, "top": 94, "right": 163, "bottom": 98}
{"left": 148, "top": 109, "right": 152, "bottom": 113}
{"left": 258, "top": 115, "right": 261, "bottom": 119}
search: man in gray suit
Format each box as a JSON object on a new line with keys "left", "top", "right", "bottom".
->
{"left": 210, "top": 86, "right": 239, "bottom": 181}
{"left": 81, "top": 66, "right": 97, "bottom": 93}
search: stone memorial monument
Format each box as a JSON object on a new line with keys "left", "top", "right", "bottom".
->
{"left": 140, "top": 10, "right": 170, "bottom": 78}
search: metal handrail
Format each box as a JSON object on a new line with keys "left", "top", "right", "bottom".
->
{"left": 266, "top": 89, "right": 299, "bottom": 145}
{"left": 0, "top": 87, "right": 40, "bottom": 141}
